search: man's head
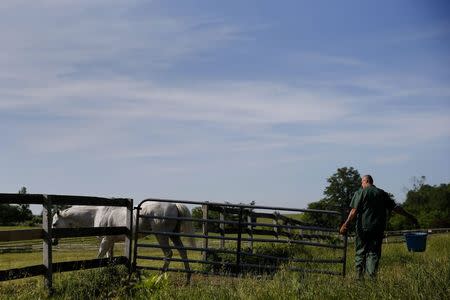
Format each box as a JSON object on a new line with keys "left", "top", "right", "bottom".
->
{"left": 361, "top": 175, "right": 373, "bottom": 188}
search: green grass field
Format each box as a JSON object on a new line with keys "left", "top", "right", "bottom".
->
{"left": 1, "top": 231, "right": 449, "bottom": 299}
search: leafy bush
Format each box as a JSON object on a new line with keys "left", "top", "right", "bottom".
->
{"left": 130, "top": 273, "right": 169, "bottom": 299}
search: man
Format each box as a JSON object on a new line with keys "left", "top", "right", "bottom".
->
{"left": 340, "top": 175, "right": 418, "bottom": 279}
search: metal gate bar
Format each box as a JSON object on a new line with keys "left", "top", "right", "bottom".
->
{"left": 136, "top": 243, "right": 344, "bottom": 264}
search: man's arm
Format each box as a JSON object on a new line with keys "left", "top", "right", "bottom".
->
{"left": 392, "top": 206, "right": 419, "bottom": 227}
{"left": 339, "top": 208, "right": 357, "bottom": 235}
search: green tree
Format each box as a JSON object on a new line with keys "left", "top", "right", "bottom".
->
{"left": 0, "top": 204, "right": 21, "bottom": 225}
{"left": 191, "top": 206, "right": 203, "bottom": 230}
{"left": 323, "top": 167, "right": 361, "bottom": 209}
{"left": 191, "top": 206, "right": 221, "bottom": 231}
{"left": 0, "top": 186, "right": 33, "bottom": 225}
{"left": 388, "top": 178, "right": 450, "bottom": 230}
{"left": 18, "top": 186, "right": 27, "bottom": 194}
{"left": 17, "top": 186, "right": 33, "bottom": 222}
{"left": 303, "top": 167, "right": 361, "bottom": 228}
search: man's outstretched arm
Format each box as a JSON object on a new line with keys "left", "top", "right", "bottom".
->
{"left": 393, "top": 206, "right": 419, "bottom": 227}
{"left": 340, "top": 208, "right": 357, "bottom": 235}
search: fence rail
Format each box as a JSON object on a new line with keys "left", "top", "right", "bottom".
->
{"left": 0, "top": 229, "right": 43, "bottom": 242}
{"left": 133, "top": 197, "right": 341, "bottom": 215}
{"left": 0, "top": 257, "right": 128, "bottom": 282}
{"left": 384, "top": 228, "right": 450, "bottom": 236}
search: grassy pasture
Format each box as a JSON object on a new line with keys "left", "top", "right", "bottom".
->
{"left": 1, "top": 228, "right": 449, "bottom": 299}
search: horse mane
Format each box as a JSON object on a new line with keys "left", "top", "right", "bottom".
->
{"left": 60, "top": 209, "right": 69, "bottom": 216}
{"left": 58, "top": 207, "right": 72, "bottom": 217}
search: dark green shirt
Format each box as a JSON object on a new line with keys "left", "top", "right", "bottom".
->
{"left": 350, "top": 185, "right": 396, "bottom": 234}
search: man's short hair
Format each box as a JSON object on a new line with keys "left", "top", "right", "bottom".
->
{"left": 363, "top": 175, "right": 374, "bottom": 184}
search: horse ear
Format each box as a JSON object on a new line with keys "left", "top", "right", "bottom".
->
{"left": 56, "top": 210, "right": 61, "bottom": 216}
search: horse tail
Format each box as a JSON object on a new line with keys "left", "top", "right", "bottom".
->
{"left": 175, "top": 203, "right": 196, "bottom": 248}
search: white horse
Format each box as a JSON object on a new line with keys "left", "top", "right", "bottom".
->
{"left": 52, "top": 202, "right": 195, "bottom": 280}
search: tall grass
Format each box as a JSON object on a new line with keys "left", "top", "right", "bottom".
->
{"left": 1, "top": 234, "right": 449, "bottom": 299}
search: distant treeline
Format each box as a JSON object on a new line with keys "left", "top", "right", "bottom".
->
{"left": 0, "top": 203, "right": 35, "bottom": 225}
{"left": 0, "top": 187, "right": 41, "bottom": 226}
{"left": 387, "top": 182, "right": 450, "bottom": 230}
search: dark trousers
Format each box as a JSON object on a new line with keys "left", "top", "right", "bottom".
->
{"left": 355, "top": 231, "right": 384, "bottom": 278}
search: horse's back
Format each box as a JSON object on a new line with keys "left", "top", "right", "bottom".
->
{"left": 140, "top": 201, "right": 179, "bottom": 231}
{"left": 140, "top": 201, "right": 178, "bottom": 216}
{"left": 94, "top": 206, "right": 127, "bottom": 227}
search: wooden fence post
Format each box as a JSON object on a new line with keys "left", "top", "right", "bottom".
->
{"left": 219, "top": 210, "right": 225, "bottom": 249}
{"left": 124, "top": 199, "right": 133, "bottom": 273}
{"left": 247, "top": 212, "right": 253, "bottom": 253}
{"left": 42, "top": 195, "right": 53, "bottom": 293}
{"left": 273, "top": 212, "right": 279, "bottom": 240}
{"left": 202, "top": 204, "right": 209, "bottom": 261}
{"left": 236, "top": 208, "right": 243, "bottom": 274}
{"left": 287, "top": 222, "right": 291, "bottom": 239}
{"left": 132, "top": 206, "right": 141, "bottom": 275}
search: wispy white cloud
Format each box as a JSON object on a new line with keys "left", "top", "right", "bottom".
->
{"left": 1, "top": 72, "right": 448, "bottom": 178}
{"left": 0, "top": 1, "right": 245, "bottom": 84}
{"left": 2, "top": 69, "right": 449, "bottom": 162}
{"left": 347, "top": 75, "right": 450, "bottom": 99}
{"left": 306, "top": 112, "right": 450, "bottom": 146}
{"left": 391, "top": 22, "right": 450, "bottom": 43}
{"left": 292, "top": 52, "right": 366, "bottom": 67}
{"left": 0, "top": 78, "right": 351, "bottom": 122}
{"left": 2, "top": 78, "right": 352, "bottom": 159}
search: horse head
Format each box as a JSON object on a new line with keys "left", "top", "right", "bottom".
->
{"left": 51, "top": 210, "right": 74, "bottom": 246}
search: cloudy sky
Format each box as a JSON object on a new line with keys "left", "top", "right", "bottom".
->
{"left": 1, "top": 1, "right": 449, "bottom": 214}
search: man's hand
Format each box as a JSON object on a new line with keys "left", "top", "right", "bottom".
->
{"left": 339, "top": 208, "right": 357, "bottom": 235}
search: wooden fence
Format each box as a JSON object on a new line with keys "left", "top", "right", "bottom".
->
{"left": 0, "top": 193, "right": 133, "bottom": 291}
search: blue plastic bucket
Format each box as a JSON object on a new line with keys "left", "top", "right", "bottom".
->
{"left": 404, "top": 232, "right": 428, "bottom": 252}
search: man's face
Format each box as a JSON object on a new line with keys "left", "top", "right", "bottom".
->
{"left": 361, "top": 177, "right": 369, "bottom": 188}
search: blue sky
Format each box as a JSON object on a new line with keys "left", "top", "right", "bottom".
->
{"left": 1, "top": 1, "right": 449, "bottom": 214}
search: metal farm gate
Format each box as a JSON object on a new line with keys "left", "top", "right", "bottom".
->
{"left": 132, "top": 199, "right": 348, "bottom": 278}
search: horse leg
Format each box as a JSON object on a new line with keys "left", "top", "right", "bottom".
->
{"left": 156, "top": 234, "right": 173, "bottom": 272}
{"left": 98, "top": 237, "right": 113, "bottom": 258}
{"left": 107, "top": 242, "right": 114, "bottom": 259}
{"left": 170, "top": 235, "right": 191, "bottom": 284}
